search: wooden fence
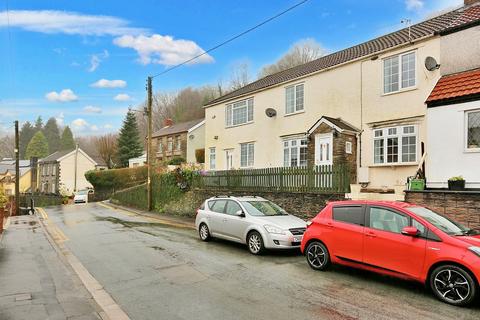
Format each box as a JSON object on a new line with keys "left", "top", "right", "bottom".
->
{"left": 193, "top": 164, "right": 350, "bottom": 193}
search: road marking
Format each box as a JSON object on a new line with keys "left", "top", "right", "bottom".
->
{"left": 36, "top": 207, "right": 68, "bottom": 241}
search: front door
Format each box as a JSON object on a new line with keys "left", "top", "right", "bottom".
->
{"left": 225, "top": 150, "right": 233, "bottom": 170}
{"left": 315, "top": 134, "right": 333, "bottom": 165}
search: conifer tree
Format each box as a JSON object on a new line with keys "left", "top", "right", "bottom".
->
{"left": 117, "top": 110, "right": 143, "bottom": 167}
{"left": 60, "top": 126, "right": 76, "bottom": 150}
{"left": 43, "top": 117, "right": 61, "bottom": 154}
{"left": 25, "top": 131, "right": 49, "bottom": 159}
{"left": 19, "top": 121, "right": 36, "bottom": 159}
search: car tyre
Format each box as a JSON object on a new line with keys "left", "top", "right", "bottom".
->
{"left": 199, "top": 223, "right": 212, "bottom": 242}
{"left": 247, "top": 231, "right": 265, "bottom": 255}
{"left": 305, "top": 241, "right": 330, "bottom": 271}
{"left": 430, "top": 264, "right": 477, "bottom": 306}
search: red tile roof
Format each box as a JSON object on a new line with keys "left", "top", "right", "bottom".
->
{"left": 205, "top": 4, "right": 480, "bottom": 107}
{"left": 426, "top": 68, "right": 480, "bottom": 105}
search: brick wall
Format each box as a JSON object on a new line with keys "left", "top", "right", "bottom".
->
{"left": 405, "top": 191, "right": 480, "bottom": 229}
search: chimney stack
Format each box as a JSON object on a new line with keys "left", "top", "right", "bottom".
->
{"left": 465, "top": 0, "right": 480, "bottom": 6}
{"left": 163, "top": 118, "right": 173, "bottom": 127}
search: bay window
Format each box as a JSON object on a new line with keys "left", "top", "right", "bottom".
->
{"left": 383, "top": 51, "right": 416, "bottom": 94}
{"left": 373, "top": 125, "right": 417, "bottom": 164}
{"left": 226, "top": 98, "right": 253, "bottom": 127}
{"left": 240, "top": 142, "right": 254, "bottom": 167}
{"left": 283, "top": 138, "right": 308, "bottom": 167}
{"left": 466, "top": 110, "right": 480, "bottom": 150}
{"left": 285, "top": 83, "right": 304, "bottom": 114}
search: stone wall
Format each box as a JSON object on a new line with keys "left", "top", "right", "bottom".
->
{"left": 187, "top": 189, "right": 345, "bottom": 220}
{"left": 405, "top": 190, "right": 480, "bottom": 229}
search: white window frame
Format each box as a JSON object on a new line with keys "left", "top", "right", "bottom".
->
{"left": 209, "top": 147, "right": 216, "bottom": 170}
{"left": 383, "top": 51, "right": 417, "bottom": 94}
{"left": 225, "top": 98, "right": 254, "bottom": 127}
{"left": 465, "top": 109, "right": 480, "bottom": 152}
{"left": 346, "top": 141, "right": 352, "bottom": 154}
{"left": 372, "top": 125, "right": 418, "bottom": 165}
{"left": 283, "top": 137, "right": 308, "bottom": 167}
{"left": 175, "top": 135, "right": 181, "bottom": 151}
{"left": 240, "top": 142, "right": 254, "bottom": 168}
{"left": 285, "top": 83, "right": 305, "bottom": 115}
{"left": 157, "top": 140, "right": 163, "bottom": 153}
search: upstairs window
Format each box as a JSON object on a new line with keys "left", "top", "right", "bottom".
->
{"left": 383, "top": 51, "right": 416, "bottom": 94}
{"left": 240, "top": 142, "right": 254, "bottom": 167}
{"left": 373, "top": 125, "right": 417, "bottom": 164}
{"left": 157, "top": 141, "right": 163, "bottom": 153}
{"left": 226, "top": 98, "right": 253, "bottom": 127}
{"left": 285, "top": 83, "right": 304, "bottom": 114}
{"left": 466, "top": 110, "right": 480, "bottom": 150}
{"left": 283, "top": 138, "right": 308, "bottom": 167}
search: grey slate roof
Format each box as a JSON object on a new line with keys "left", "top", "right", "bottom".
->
{"left": 152, "top": 118, "right": 204, "bottom": 138}
{"left": 205, "top": 4, "right": 480, "bottom": 107}
{"left": 40, "top": 149, "right": 75, "bottom": 162}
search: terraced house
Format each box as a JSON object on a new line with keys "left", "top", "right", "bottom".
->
{"left": 203, "top": 1, "right": 480, "bottom": 198}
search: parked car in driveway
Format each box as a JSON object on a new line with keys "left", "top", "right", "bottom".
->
{"left": 73, "top": 189, "right": 94, "bottom": 204}
{"left": 196, "top": 196, "right": 307, "bottom": 255}
{"left": 301, "top": 200, "right": 480, "bottom": 306}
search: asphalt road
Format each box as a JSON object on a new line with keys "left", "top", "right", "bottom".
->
{"left": 43, "top": 203, "right": 480, "bottom": 320}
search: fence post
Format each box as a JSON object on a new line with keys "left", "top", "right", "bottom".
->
{"left": 279, "top": 168, "right": 284, "bottom": 192}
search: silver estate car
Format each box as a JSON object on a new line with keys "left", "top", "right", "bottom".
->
{"left": 195, "top": 196, "right": 307, "bottom": 255}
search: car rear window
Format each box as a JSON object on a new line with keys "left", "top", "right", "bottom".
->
{"left": 332, "top": 206, "right": 364, "bottom": 226}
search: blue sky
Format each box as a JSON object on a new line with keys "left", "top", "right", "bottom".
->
{"left": 0, "top": 0, "right": 462, "bottom": 136}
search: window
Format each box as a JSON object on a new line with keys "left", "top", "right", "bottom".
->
{"left": 226, "top": 98, "right": 253, "bottom": 127}
{"left": 157, "top": 140, "right": 163, "bottom": 153}
{"left": 412, "top": 219, "right": 426, "bottom": 237}
{"left": 466, "top": 110, "right": 480, "bottom": 150}
{"left": 369, "top": 207, "right": 409, "bottom": 234}
{"left": 225, "top": 200, "right": 242, "bottom": 215}
{"left": 332, "top": 206, "right": 365, "bottom": 226}
{"left": 167, "top": 137, "right": 173, "bottom": 152}
{"left": 211, "top": 200, "right": 227, "bottom": 213}
{"left": 240, "top": 142, "right": 254, "bottom": 167}
{"left": 42, "top": 165, "right": 47, "bottom": 176}
{"left": 209, "top": 147, "right": 216, "bottom": 170}
{"left": 383, "top": 51, "right": 416, "bottom": 94}
{"left": 346, "top": 141, "right": 352, "bottom": 154}
{"left": 51, "top": 183, "right": 56, "bottom": 193}
{"left": 283, "top": 138, "right": 308, "bottom": 167}
{"left": 373, "top": 125, "right": 417, "bottom": 164}
{"left": 285, "top": 83, "right": 304, "bottom": 114}
{"left": 175, "top": 135, "right": 181, "bottom": 150}
{"left": 52, "top": 165, "right": 56, "bottom": 175}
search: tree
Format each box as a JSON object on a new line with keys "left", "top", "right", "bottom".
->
{"left": 258, "top": 39, "right": 326, "bottom": 78}
{"left": 0, "top": 134, "right": 15, "bottom": 160}
{"left": 34, "top": 116, "right": 43, "bottom": 132}
{"left": 19, "top": 121, "right": 36, "bottom": 159}
{"left": 228, "top": 62, "right": 251, "bottom": 91}
{"left": 43, "top": 117, "right": 61, "bottom": 154}
{"left": 93, "top": 134, "right": 118, "bottom": 169}
{"left": 60, "top": 126, "right": 75, "bottom": 150}
{"left": 117, "top": 110, "right": 143, "bottom": 167}
{"left": 25, "top": 131, "right": 49, "bottom": 159}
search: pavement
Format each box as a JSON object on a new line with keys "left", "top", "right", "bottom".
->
{"left": 0, "top": 214, "right": 103, "bottom": 320}
{"left": 33, "top": 202, "right": 480, "bottom": 320}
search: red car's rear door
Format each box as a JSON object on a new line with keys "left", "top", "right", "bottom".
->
{"left": 363, "top": 206, "right": 427, "bottom": 278}
{"left": 327, "top": 205, "right": 365, "bottom": 263}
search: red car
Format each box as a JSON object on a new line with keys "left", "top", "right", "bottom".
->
{"left": 301, "top": 201, "right": 480, "bottom": 306}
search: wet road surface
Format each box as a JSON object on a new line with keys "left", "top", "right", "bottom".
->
{"left": 43, "top": 203, "right": 480, "bottom": 320}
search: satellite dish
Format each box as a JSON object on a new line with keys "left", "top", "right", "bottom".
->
{"left": 265, "top": 108, "right": 277, "bottom": 117}
{"left": 425, "top": 56, "right": 440, "bottom": 71}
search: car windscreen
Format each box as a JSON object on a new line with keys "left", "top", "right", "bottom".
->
{"left": 240, "top": 201, "right": 288, "bottom": 216}
{"left": 76, "top": 190, "right": 88, "bottom": 195}
{"left": 407, "top": 206, "right": 467, "bottom": 235}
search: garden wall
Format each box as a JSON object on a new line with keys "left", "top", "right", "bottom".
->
{"left": 405, "top": 190, "right": 480, "bottom": 229}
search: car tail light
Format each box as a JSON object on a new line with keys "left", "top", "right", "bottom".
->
{"left": 196, "top": 208, "right": 200, "bottom": 216}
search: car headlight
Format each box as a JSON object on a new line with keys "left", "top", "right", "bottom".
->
{"left": 264, "top": 225, "right": 286, "bottom": 235}
{"left": 468, "top": 246, "right": 480, "bottom": 257}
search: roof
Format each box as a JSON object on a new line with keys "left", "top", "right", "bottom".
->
{"left": 40, "top": 149, "right": 75, "bottom": 162}
{"left": 205, "top": 4, "right": 480, "bottom": 107}
{"left": 327, "top": 200, "right": 414, "bottom": 209}
{"left": 152, "top": 118, "right": 204, "bottom": 138}
{"left": 307, "top": 116, "right": 360, "bottom": 135}
{"left": 426, "top": 68, "right": 480, "bottom": 106}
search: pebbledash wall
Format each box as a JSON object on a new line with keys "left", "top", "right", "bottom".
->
{"left": 405, "top": 190, "right": 480, "bottom": 229}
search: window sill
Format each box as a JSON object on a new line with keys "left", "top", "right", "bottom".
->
{"left": 284, "top": 110, "right": 305, "bottom": 117}
{"left": 225, "top": 121, "right": 253, "bottom": 129}
{"left": 369, "top": 162, "right": 418, "bottom": 168}
{"left": 381, "top": 86, "right": 417, "bottom": 97}
{"left": 464, "top": 148, "right": 480, "bottom": 153}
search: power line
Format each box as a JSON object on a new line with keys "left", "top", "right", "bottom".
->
{"left": 151, "top": 0, "right": 310, "bottom": 79}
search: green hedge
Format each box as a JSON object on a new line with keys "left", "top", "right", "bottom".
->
{"left": 85, "top": 166, "right": 148, "bottom": 199}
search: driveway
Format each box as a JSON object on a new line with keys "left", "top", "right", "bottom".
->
{"left": 41, "top": 203, "right": 480, "bottom": 320}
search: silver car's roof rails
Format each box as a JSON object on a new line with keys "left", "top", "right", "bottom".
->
{"left": 214, "top": 195, "right": 231, "bottom": 198}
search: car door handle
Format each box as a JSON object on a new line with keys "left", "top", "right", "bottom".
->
{"left": 325, "top": 222, "right": 334, "bottom": 228}
{"left": 365, "top": 232, "right": 377, "bottom": 238}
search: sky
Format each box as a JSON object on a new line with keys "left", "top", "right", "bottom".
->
{"left": 0, "top": 0, "right": 463, "bottom": 137}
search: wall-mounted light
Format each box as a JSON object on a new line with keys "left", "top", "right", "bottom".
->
{"left": 214, "top": 136, "right": 219, "bottom": 140}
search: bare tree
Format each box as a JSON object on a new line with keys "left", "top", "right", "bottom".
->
{"left": 93, "top": 134, "right": 118, "bottom": 168}
{"left": 0, "top": 134, "right": 15, "bottom": 159}
{"left": 228, "top": 62, "right": 251, "bottom": 91}
{"left": 259, "top": 38, "right": 326, "bottom": 78}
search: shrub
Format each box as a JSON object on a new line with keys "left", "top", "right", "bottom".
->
{"left": 195, "top": 149, "right": 205, "bottom": 163}
{"left": 0, "top": 186, "right": 8, "bottom": 208}
{"left": 448, "top": 176, "right": 465, "bottom": 181}
{"left": 168, "top": 157, "right": 185, "bottom": 165}
{"left": 85, "top": 166, "right": 148, "bottom": 192}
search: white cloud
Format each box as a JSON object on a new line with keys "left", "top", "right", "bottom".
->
{"left": 104, "top": 124, "right": 113, "bottom": 129}
{"left": 0, "top": 10, "right": 146, "bottom": 36}
{"left": 71, "top": 118, "right": 88, "bottom": 130}
{"left": 83, "top": 105, "right": 102, "bottom": 113}
{"left": 405, "top": 0, "right": 424, "bottom": 11}
{"left": 90, "top": 79, "right": 127, "bottom": 88}
{"left": 45, "top": 89, "right": 78, "bottom": 102}
{"left": 88, "top": 50, "right": 109, "bottom": 72}
{"left": 113, "top": 34, "right": 214, "bottom": 65}
{"left": 114, "top": 93, "right": 131, "bottom": 101}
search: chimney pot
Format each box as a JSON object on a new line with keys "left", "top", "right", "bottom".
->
{"left": 163, "top": 118, "right": 173, "bottom": 127}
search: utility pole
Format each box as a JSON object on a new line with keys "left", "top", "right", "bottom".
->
{"left": 146, "top": 76, "right": 153, "bottom": 211}
{"left": 74, "top": 143, "right": 79, "bottom": 193}
{"left": 14, "top": 120, "right": 20, "bottom": 216}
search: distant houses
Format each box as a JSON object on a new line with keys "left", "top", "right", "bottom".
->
{"left": 0, "top": 159, "right": 32, "bottom": 196}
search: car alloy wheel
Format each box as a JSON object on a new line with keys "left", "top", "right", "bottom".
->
{"left": 247, "top": 231, "right": 264, "bottom": 255}
{"left": 306, "top": 241, "right": 330, "bottom": 271}
{"left": 199, "top": 223, "right": 211, "bottom": 241}
{"left": 430, "top": 265, "right": 476, "bottom": 306}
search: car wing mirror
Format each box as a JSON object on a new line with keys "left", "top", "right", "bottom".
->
{"left": 236, "top": 210, "right": 246, "bottom": 218}
{"left": 401, "top": 226, "right": 419, "bottom": 237}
